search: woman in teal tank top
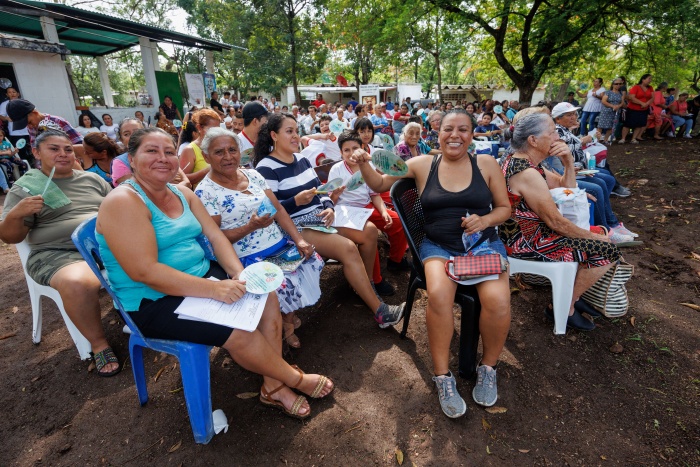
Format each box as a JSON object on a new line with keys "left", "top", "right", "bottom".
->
{"left": 96, "top": 128, "right": 334, "bottom": 419}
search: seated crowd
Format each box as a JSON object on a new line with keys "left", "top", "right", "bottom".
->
{"left": 0, "top": 76, "right": 693, "bottom": 420}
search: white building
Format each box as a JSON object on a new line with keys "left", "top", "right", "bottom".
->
{"left": 431, "top": 84, "right": 547, "bottom": 105}
{"left": 282, "top": 84, "right": 423, "bottom": 106}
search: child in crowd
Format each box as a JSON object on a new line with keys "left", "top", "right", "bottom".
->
{"left": 300, "top": 114, "right": 342, "bottom": 165}
{"left": 329, "top": 132, "right": 410, "bottom": 296}
{"left": 0, "top": 128, "right": 28, "bottom": 187}
{"left": 473, "top": 112, "right": 503, "bottom": 141}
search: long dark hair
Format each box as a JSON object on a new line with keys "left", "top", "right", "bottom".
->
{"left": 253, "top": 112, "right": 297, "bottom": 167}
{"left": 83, "top": 132, "right": 119, "bottom": 159}
{"left": 637, "top": 73, "right": 652, "bottom": 85}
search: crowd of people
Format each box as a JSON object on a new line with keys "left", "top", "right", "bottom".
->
{"left": 0, "top": 75, "right": 696, "bottom": 420}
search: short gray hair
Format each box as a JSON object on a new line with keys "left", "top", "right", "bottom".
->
{"left": 201, "top": 127, "right": 240, "bottom": 155}
{"left": 510, "top": 113, "right": 553, "bottom": 151}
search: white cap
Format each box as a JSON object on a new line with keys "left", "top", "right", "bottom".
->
{"left": 551, "top": 102, "right": 581, "bottom": 118}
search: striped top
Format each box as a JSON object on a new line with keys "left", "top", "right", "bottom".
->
{"left": 256, "top": 154, "right": 333, "bottom": 217}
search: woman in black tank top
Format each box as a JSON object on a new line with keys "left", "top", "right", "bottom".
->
{"left": 351, "top": 109, "right": 512, "bottom": 418}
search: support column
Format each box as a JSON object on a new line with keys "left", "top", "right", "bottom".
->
{"left": 150, "top": 41, "right": 161, "bottom": 71}
{"left": 39, "top": 16, "right": 60, "bottom": 43}
{"left": 139, "top": 36, "right": 160, "bottom": 109}
{"left": 205, "top": 51, "right": 214, "bottom": 74}
{"left": 97, "top": 57, "right": 114, "bottom": 108}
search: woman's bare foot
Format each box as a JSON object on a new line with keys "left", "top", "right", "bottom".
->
{"left": 292, "top": 366, "right": 334, "bottom": 398}
{"left": 264, "top": 384, "right": 310, "bottom": 416}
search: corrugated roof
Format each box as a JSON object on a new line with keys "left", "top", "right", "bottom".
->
{"left": 0, "top": 0, "right": 238, "bottom": 56}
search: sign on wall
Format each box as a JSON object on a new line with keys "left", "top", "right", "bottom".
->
{"left": 359, "top": 84, "right": 379, "bottom": 106}
{"left": 185, "top": 73, "right": 205, "bottom": 106}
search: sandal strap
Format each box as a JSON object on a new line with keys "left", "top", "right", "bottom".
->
{"left": 91, "top": 347, "right": 118, "bottom": 372}
{"left": 261, "top": 383, "right": 286, "bottom": 399}
{"left": 290, "top": 364, "right": 304, "bottom": 389}
{"left": 310, "top": 375, "right": 329, "bottom": 398}
{"left": 289, "top": 396, "right": 306, "bottom": 416}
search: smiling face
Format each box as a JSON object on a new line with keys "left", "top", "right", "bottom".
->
{"left": 465, "top": 104, "right": 475, "bottom": 114}
{"left": 130, "top": 132, "right": 178, "bottom": 183}
{"left": 429, "top": 114, "right": 442, "bottom": 130}
{"left": 439, "top": 112, "right": 473, "bottom": 159}
{"left": 204, "top": 135, "right": 240, "bottom": 175}
{"left": 33, "top": 135, "right": 75, "bottom": 177}
{"left": 6, "top": 87, "right": 19, "bottom": 100}
{"left": 319, "top": 120, "right": 330, "bottom": 134}
{"left": 270, "top": 117, "right": 300, "bottom": 155}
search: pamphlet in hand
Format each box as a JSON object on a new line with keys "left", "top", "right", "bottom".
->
{"left": 332, "top": 205, "right": 373, "bottom": 230}
{"left": 175, "top": 278, "right": 267, "bottom": 331}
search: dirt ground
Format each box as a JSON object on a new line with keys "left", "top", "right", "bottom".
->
{"left": 1, "top": 139, "right": 699, "bottom": 466}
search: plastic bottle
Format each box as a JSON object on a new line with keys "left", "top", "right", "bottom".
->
{"left": 462, "top": 211, "right": 482, "bottom": 251}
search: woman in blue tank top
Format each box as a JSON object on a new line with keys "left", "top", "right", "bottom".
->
{"left": 96, "top": 127, "right": 334, "bottom": 419}
{"left": 352, "top": 109, "right": 512, "bottom": 418}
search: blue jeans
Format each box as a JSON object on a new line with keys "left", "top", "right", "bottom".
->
{"left": 580, "top": 111, "right": 600, "bottom": 136}
{"left": 577, "top": 176, "right": 618, "bottom": 229}
{"left": 0, "top": 165, "right": 9, "bottom": 190}
{"left": 672, "top": 115, "right": 693, "bottom": 136}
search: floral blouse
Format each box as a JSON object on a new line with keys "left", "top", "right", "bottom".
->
{"left": 195, "top": 170, "right": 284, "bottom": 257}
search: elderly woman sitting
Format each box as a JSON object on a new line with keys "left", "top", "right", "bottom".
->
{"left": 393, "top": 122, "right": 437, "bottom": 160}
{"left": 96, "top": 127, "right": 333, "bottom": 419}
{"left": 195, "top": 128, "right": 324, "bottom": 349}
{"left": 500, "top": 113, "right": 622, "bottom": 331}
{"left": 550, "top": 103, "right": 638, "bottom": 244}
{"left": 0, "top": 129, "right": 119, "bottom": 376}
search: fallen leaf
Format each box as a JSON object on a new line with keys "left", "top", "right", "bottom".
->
{"left": 481, "top": 418, "right": 491, "bottom": 431}
{"left": 485, "top": 406, "right": 508, "bottom": 414}
{"left": 636, "top": 179, "right": 649, "bottom": 185}
{"left": 168, "top": 440, "right": 182, "bottom": 453}
{"left": 510, "top": 287, "right": 520, "bottom": 294}
{"left": 87, "top": 361, "right": 96, "bottom": 372}
{"left": 609, "top": 342, "right": 624, "bottom": 354}
{"left": 690, "top": 252, "right": 700, "bottom": 261}
{"left": 630, "top": 316, "right": 636, "bottom": 327}
{"left": 236, "top": 392, "right": 259, "bottom": 400}
{"left": 31, "top": 376, "right": 40, "bottom": 383}
{"left": 627, "top": 214, "right": 636, "bottom": 218}
{"left": 601, "top": 455, "right": 607, "bottom": 460}
{"left": 221, "top": 357, "right": 233, "bottom": 368}
{"left": 486, "top": 445, "right": 491, "bottom": 455}
{"left": 680, "top": 303, "right": 700, "bottom": 311}
{"left": 12, "top": 306, "right": 18, "bottom": 314}
{"left": 109, "top": 319, "right": 117, "bottom": 325}
{"left": 518, "top": 449, "right": 530, "bottom": 453}
{"left": 169, "top": 387, "right": 183, "bottom": 393}
{"left": 154, "top": 367, "right": 166, "bottom": 383}
{"left": 395, "top": 448, "right": 404, "bottom": 465}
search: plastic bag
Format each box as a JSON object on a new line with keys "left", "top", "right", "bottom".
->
{"left": 550, "top": 187, "right": 590, "bottom": 230}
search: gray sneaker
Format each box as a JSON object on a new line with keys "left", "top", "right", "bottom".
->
{"left": 374, "top": 302, "right": 405, "bottom": 329}
{"left": 432, "top": 371, "right": 467, "bottom": 418}
{"left": 472, "top": 364, "right": 498, "bottom": 407}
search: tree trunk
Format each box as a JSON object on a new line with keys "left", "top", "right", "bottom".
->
{"left": 64, "top": 61, "right": 81, "bottom": 107}
{"left": 515, "top": 77, "right": 538, "bottom": 105}
{"left": 435, "top": 53, "right": 443, "bottom": 103}
{"left": 555, "top": 78, "right": 572, "bottom": 101}
{"left": 287, "top": 6, "right": 300, "bottom": 105}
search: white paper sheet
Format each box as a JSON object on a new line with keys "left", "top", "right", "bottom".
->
{"left": 175, "top": 282, "right": 267, "bottom": 332}
{"left": 332, "top": 205, "right": 373, "bottom": 230}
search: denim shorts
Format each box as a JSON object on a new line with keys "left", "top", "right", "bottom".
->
{"left": 419, "top": 237, "right": 508, "bottom": 263}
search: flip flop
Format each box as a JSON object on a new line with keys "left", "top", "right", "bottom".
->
{"left": 90, "top": 346, "right": 121, "bottom": 377}
{"left": 259, "top": 384, "right": 310, "bottom": 419}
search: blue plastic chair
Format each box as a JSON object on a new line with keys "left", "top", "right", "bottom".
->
{"left": 71, "top": 216, "right": 216, "bottom": 444}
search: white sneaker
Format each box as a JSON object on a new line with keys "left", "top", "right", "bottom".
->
{"left": 666, "top": 131, "right": 675, "bottom": 138}
{"left": 614, "top": 223, "right": 638, "bottom": 238}
{"left": 683, "top": 134, "right": 693, "bottom": 139}
{"left": 609, "top": 230, "right": 634, "bottom": 244}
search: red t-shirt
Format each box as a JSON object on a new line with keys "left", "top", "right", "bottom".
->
{"left": 394, "top": 112, "right": 408, "bottom": 122}
{"left": 627, "top": 84, "right": 653, "bottom": 111}
{"left": 311, "top": 99, "right": 326, "bottom": 108}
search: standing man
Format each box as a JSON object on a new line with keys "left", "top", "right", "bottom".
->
{"left": 238, "top": 101, "right": 269, "bottom": 165}
{"left": 209, "top": 91, "right": 225, "bottom": 118}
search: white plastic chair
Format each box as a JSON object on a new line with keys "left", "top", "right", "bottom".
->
{"left": 15, "top": 240, "right": 92, "bottom": 360}
{"left": 508, "top": 257, "right": 578, "bottom": 335}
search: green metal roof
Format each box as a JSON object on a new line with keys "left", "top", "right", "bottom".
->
{"left": 0, "top": 0, "right": 237, "bottom": 56}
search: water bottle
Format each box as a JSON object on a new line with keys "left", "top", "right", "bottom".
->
{"left": 585, "top": 151, "right": 596, "bottom": 170}
{"left": 462, "top": 211, "right": 482, "bottom": 252}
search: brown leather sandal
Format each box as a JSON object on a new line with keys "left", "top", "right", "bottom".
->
{"left": 283, "top": 322, "right": 301, "bottom": 348}
{"left": 259, "top": 384, "right": 310, "bottom": 419}
{"left": 290, "top": 364, "right": 334, "bottom": 399}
